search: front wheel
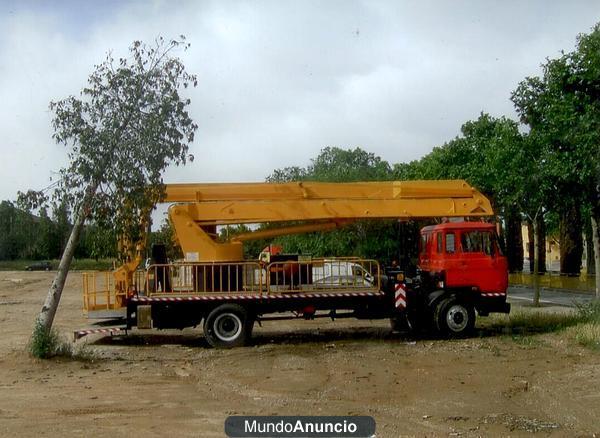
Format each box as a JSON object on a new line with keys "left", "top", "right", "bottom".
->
{"left": 203, "top": 304, "right": 254, "bottom": 348}
{"left": 433, "top": 297, "right": 475, "bottom": 337}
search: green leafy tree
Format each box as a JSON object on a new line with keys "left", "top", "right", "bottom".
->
{"left": 267, "top": 147, "right": 392, "bottom": 183}
{"left": 0, "top": 201, "right": 21, "bottom": 260}
{"left": 512, "top": 23, "right": 600, "bottom": 296}
{"left": 35, "top": 208, "right": 54, "bottom": 260}
{"left": 52, "top": 202, "right": 71, "bottom": 256}
{"left": 18, "top": 37, "right": 198, "bottom": 352}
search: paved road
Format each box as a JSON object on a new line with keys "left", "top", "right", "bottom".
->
{"left": 508, "top": 285, "right": 595, "bottom": 307}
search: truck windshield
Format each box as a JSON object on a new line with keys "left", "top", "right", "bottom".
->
{"left": 460, "top": 230, "right": 494, "bottom": 255}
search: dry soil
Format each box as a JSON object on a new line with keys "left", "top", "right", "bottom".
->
{"left": 0, "top": 271, "right": 599, "bottom": 437}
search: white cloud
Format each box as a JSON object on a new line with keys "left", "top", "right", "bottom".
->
{"left": 0, "top": 0, "right": 599, "bottom": 206}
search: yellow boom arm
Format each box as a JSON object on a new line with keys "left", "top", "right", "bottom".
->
{"left": 165, "top": 180, "right": 493, "bottom": 262}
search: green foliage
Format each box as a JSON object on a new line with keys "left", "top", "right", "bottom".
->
{"left": 0, "top": 199, "right": 117, "bottom": 262}
{"left": 393, "top": 113, "right": 525, "bottom": 213}
{"left": 29, "top": 321, "right": 70, "bottom": 359}
{"left": 575, "top": 300, "right": 600, "bottom": 323}
{"left": 29, "top": 321, "right": 98, "bottom": 360}
{"left": 18, "top": 36, "right": 198, "bottom": 261}
{"left": 512, "top": 24, "right": 600, "bottom": 222}
{"left": 267, "top": 146, "right": 391, "bottom": 183}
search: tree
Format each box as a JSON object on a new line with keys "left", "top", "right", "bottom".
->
{"left": 267, "top": 147, "right": 391, "bottom": 183}
{"left": 52, "top": 201, "right": 71, "bottom": 256}
{"left": 19, "top": 37, "right": 198, "bottom": 353}
{"left": 512, "top": 23, "right": 600, "bottom": 297}
{"left": 559, "top": 204, "right": 583, "bottom": 275}
{"left": 0, "top": 201, "right": 20, "bottom": 260}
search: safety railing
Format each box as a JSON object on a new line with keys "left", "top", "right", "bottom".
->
{"left": 143, "top": 258, "right": 380, "bottom": 295}
{"left": 83, "top": 271, "right": 125, "bottom": 311}
{"left": 144, "top": 261, "right": 264, "bottom": 295}
{"left": 83, "top": 258, "right": 382, "bottom": 310}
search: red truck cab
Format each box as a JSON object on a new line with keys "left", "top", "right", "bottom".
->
{"left": 419, "top": 222, "right": 508, "bottom": 294}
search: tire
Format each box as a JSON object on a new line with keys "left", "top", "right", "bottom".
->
{"left": 203, "top": 304, "right": 254, "bottom": 348}
{"left": 433, "top": 296, "right": 475, "bottom": 338}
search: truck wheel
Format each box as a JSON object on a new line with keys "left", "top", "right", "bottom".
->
{"left": 433, "top": 297, "right": 475, "bottom": 337}
{"left": 203, "top": 304, "right": 253, "bottom": 348}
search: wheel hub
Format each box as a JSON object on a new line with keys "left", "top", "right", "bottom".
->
{"left": 446, "top": 305, "right": 468, "bottom": 332}
{"left": 214, "top": 313, "right": 242, "bottom": 342}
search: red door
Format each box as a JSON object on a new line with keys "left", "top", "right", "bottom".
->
{"left": 445, "top": 229, "right": 508, "bottom": 293}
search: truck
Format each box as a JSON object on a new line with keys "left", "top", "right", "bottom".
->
{"left": 79, "top": 180, "right": 509, "bottom": 347}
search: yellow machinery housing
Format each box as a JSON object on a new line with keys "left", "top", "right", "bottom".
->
{"left": 165, "top": 180, "right": 492, "bottom": 263}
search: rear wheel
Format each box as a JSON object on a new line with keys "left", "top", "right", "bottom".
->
{"left": 433, "top": 297, "right": 475, "bottom": 337}
{"left": 203, "top": 304, "right": 254, "bottom": 348}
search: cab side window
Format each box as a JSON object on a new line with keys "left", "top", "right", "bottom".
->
{"left": 436, "top": 232, "right": 443, "bottom": 253}
{"left": 420, "top": 233, "right": 428, "bottom": 255}
{"left": 445, "top": 232, "right": 455, "bottom": 254}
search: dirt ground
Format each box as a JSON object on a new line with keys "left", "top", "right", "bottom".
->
{"left": 0, "top": 271, "right": 599, "bottom": 438}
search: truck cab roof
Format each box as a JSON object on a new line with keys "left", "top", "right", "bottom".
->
{"left": 421, "top": 221, "right": 495, "bottom": 233}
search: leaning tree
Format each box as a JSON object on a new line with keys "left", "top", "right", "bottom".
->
{"left": 19, "top": 37, "right": 198, "bottom": 355}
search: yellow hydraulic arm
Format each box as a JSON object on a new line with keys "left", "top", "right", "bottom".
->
{"left": 165, "top": 180, "right": 493, "bottom": 262}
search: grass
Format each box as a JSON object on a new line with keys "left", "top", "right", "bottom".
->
{"left": 510, "top": 335, "right": 546, "bottom": 348}
{"left": 567, "top": 323, "right": 600, "bottom": 350}
{"left": 0, "top": 258, "right": 115, "bottom": 271}
{"left": 29, "top": 321, "right": 97, "bottom": 361}
{"left": 29, "top": 321, "right": 70, "bottom": 359}
{"left": 567, "top": 301, "right": 600, "bottom": 350}
{"left": 487, "top": 300, "right": 600, "bottom": 350}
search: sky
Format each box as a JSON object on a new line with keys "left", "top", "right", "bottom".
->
{"left": 1, "top": 0, "right": 599, "bottom": 210}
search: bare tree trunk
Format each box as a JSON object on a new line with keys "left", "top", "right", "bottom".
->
{"left": 533, "top": 219, "right": 541, "bottom": 306}
{"left": 34, "top": 208, "right": 86, "bottom": 332}
{"left": 591, "top": 215, "right": 600, "bottom": 300}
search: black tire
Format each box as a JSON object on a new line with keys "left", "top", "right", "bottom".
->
{"left": 203, "top": 304, "right": 254, "bottom": 348}
{"left": 433, "top": 296, "right": 475, "bottom": 338}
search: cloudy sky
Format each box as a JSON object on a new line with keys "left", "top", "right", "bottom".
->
{"left": 1, "top": 0, "right": 599, "bottom": 205}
